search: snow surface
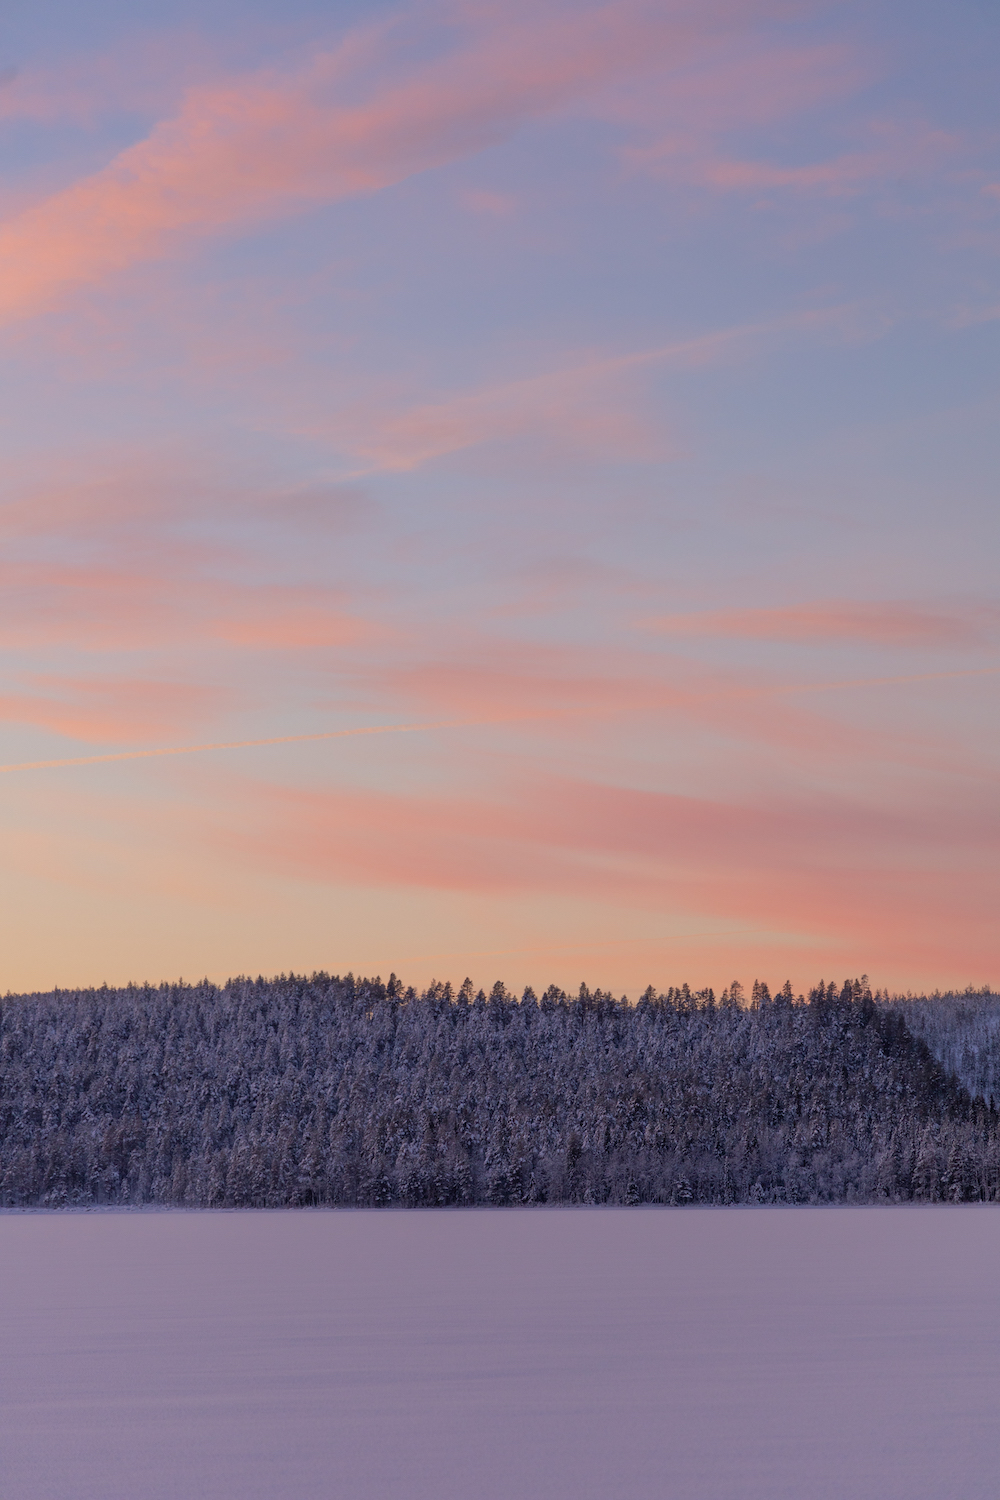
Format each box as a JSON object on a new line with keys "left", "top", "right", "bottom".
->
{"left": 1, "top": 1206, "right": 998, "bottom": 1500}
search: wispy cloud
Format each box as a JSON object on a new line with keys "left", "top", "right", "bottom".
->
{"left": 0, "top": 556, "right": 372, "bottom": 654}
{"left": 0, "top": 1, "right": 754, "bottom": 325}
{"left": 0, "top": 0, "right": 995, "bottom": 996}
{"left": 627, "top": 116, "right": 963, "bottom": 199}
{"left": 643, "top": 601, "right": 1000, "bottom": 649}
{"left": 315, "top": 311, "right": 853, "bottom": 473}
{"left": 215, "top": 771, "right": 1000, "bottom": 976}
{"left": 376, "top": 634, "right": 1000, "bottom": 794}
{"left": 612, "top": 26, "right": 971, "bottom": 216}
{"left": 0, "top": 675, "right": 218, "bottom": 744}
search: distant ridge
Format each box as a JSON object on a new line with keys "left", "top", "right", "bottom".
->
{"left": 1, "top": 975, "right": 997, "bottom": 1207}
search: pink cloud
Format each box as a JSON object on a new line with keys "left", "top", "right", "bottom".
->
{"left": 380, "top": 639, "right": 869, "bottom": 752}
{"left": 215, "top": 771, "right": 999, "bottom": 981}
{"left": 211, "top": 591, "right": 371, "bottom": 649}
{"left": 0, "top": 1, "right": 748, "bottom": 325}
{"left": 0, "top": 675, "right": 217, "bottom": 744}
{"left": 609, "top": 23, "right": 967, "bottom": 210}
{"left": 0, "top": 560, "right": 190, "bottom": 651}
{"left": 629, "top": 116, "right": 963, "bottom": 199}
{"left": 643, "top": 601, "right": 1000, "bottom": 648}
{"left": 0, "top": 451, "right": 370, "bottom": 543}
{"left": 0, "top": 453, "right": 371, "bottom": 663}
{"left": 373, "top": 634, "right": 1000, "bottom": 797}
{"left": 316, "top": 319, "right": 818, "bottom": 472}
{"left": 8, "top": 740, "right": 990, "bottom": 989}
{"left": 332, "top": 351, "right": 669, "bottom": 472}
{"left": 0, "top": 558, "right": 371, "bottom": 654}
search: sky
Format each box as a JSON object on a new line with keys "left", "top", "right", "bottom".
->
{"left": 0, "top": 0, "right": 997, "bottom": 998}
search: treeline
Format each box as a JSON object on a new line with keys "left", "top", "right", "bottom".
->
{"left": 0, "top": 972, "right": 997, "bottom": 1209}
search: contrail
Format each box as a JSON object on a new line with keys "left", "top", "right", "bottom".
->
{"left": 0, "top": 719, "right": 478, "bottom": 774}
{"left": 2, "top": 663, "right": 994, "bottom": 775}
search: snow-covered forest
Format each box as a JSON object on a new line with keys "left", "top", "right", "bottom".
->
{"left": 887, "top": 991, "right": 1000, "bottom": 1109}
{"left": 0, "top": 974, "right": 997, "bottom": 1208}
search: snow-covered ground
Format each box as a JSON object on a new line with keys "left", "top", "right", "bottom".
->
{"left": 1, "top": 1206, "right": 997, "bottom": 1499}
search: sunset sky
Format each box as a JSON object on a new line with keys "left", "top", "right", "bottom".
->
{"left": 1, "top": 0, "right": 997, "bottom": 997}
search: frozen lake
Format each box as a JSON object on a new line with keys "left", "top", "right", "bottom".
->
{"left": 1, "top": 1207, "right": 998, "bottom": 1499}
